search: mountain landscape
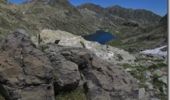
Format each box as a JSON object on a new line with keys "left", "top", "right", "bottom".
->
{"left": 0, "top": 0, "right": 167, "bottom": 51}
{"left": 0, "top": 0, "right": 168, "bottom": 100}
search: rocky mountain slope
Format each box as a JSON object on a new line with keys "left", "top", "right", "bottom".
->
{"left": 1, "top": 0, "right": 115, "bottom": 35}
{"left": 0, "top": 29, "right": 167, "bottom": 100}
{"left": 32, "top": 28, "right": 168, "bottom": 100}
{"left": 78, "top": 3, "right": 167, "bottom": 51}
{"left": 0, "top": 0, "right": 167, "bottom": 51}
{"left": 32, "top": 29, "right": 135, "bottom": 64}
{"left": 78, "top": 4, "right": 161, "bottom": 25}
{"left": 0, "top": 0, "right": 168, "bottom": 100}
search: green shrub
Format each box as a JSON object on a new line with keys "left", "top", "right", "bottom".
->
{"left": 148, "top": 62, "right": 167, "bottom": 70}
{"left": 80, "top": 41, "right": 86, "bottom": 48}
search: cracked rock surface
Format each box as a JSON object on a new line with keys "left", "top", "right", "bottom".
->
{"left": 0, "top": 31, "right": 55, "bottom": 100}
{"left": 45, "top": 44, "right": 139, "bottom": 100}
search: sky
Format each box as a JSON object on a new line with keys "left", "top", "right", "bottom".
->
{"left": 9, "top": 0, "right": 167, "bottom": 16}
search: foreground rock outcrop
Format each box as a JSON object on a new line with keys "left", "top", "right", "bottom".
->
{"left": 45, "top": 44, "right": 139, "bottom": 100}
{"left": 0, "top": 30, "right": 140, "bottom": 100}
{"left": 0, "top": 31, "right": 55, "bottom": 100}
{"left": 0, "top": 30, "right": 167, "bottom": 100}
{"left": 0, "top": 30, "right": 142, "bottom": 100}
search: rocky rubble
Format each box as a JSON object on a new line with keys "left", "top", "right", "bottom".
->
{"left": 32, "top": 29, "right": 135, "bottom": 65}
{"left": 122, "top": 54, "right": 168, "bottom": 100}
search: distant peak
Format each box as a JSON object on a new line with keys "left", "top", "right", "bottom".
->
{"left": 112, "top": 5, "right": 122, "bottom": 8}
{"left": 159, "top": 14, "right": 167, "bottom": 24}
{"left": 78, "top": 3, "right": 104, "bottom": 13}
{"left": 78, "top": 3, "right": 103, "bottom": 9}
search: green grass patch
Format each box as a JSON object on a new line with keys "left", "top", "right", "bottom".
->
{"left": 123, "top": 62, "right": 167, "bottom": 99}
{"left": 107, "top": 39, "right": 122, "bottom": 47}
{"left": 0, "top": 95, "right": 4, "bottom": 100}
{"left": 56, "top": 88, "right": 87, "bottom": 100}
{"left": 122, "top": 63, "right": 148, "bottom": 87}
{"left": 148, "top": 62, "right": 167, "bottom": 70}
{"left": 152, "top": 75, "right": 167, "bottom": 100}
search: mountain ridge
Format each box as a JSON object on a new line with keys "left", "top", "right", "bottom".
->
{"left": 0, "top": 0, "right": 167, "bottom": 51}
{"left": 78, "top": 3, "right": 161, "bottom": 25}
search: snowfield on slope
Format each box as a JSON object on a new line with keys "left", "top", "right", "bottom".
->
{"left": 140, "top": 46, "right": 167, "bottom": 58}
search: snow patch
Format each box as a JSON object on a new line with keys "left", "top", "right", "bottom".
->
{"left": 140, "top": 46, "right": 167, "bottom": 58}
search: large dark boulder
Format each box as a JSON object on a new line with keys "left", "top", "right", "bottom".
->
{"left": 46, "top": 51, "right": 81, "bottom": 94}
{"left": 0, "top": 30, "right": 55, "bottom": 100}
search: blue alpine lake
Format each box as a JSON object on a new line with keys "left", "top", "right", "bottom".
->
{"left": 83, "top": 30, "right": 117, "bottom": 44}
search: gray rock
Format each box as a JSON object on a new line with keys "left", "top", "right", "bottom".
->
{"left": 144, "top": 71, "right": 152, "bottom": 79}
{"left": 47, "top": 52, "right": 81, "bottom": 93}
{"left": 85, "top": 81, "right": 111, "bottom": 100}
{"left": 0, "top": 31, "right": 55, "bottom": 100}
{"left": 35, "top": 29, "right": 136, "bottom": 64}
{"left": 139, "top": 88, "right": 145, "bottom": 99}
{"left": 45, "top": 44, "right": 139, "bottom": 100}
{"left": 153, "top": 70, "right": 163, "bottom": 77}
{"left": 145, "top": 82, "right": 153, "bottom": 90}
{"left": 151, "top": 98, "right": 160, "bottom": 100}
{"left": 158, "top": 76, "right": 167, "bottom": 84}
